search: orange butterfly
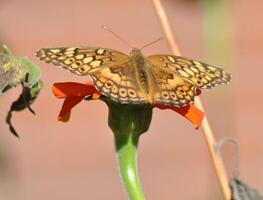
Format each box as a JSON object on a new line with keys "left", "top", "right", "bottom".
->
{"left": 37, "top": 45, "right": 231, "bottom": 107}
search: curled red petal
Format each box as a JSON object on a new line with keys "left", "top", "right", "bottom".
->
{"left": 52, "top": 81, "right": 100, "bottom": 122}
{"left": 154, "top": 104, "right": 205, "bottom": 128}
{"left": 58, "top": 96, "right": 84, "bottom": 122}
{"left": 52, "top": 82, "right": 98, "bottom": 98}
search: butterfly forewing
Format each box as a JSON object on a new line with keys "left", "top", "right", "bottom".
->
{"left": 36, "top": 47, "right": 129, "bottom": 76}
{"left": 147, "top": 55, "right": 231, "bottom": 89}
{"left": 37, "top": 47, "right": 148, "bottom": 104}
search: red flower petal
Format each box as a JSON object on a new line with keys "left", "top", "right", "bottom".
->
{"left": 52, "top": 81, "right": 100, "bottom": 122}
{"left": 52, "top": 81, "right": 204, "bottom": 127}
{"left": 52, "top": 81, "right": 97, "bottom": 98}
{"left": 155, "top": 104, "right": 205, "bottom": 128}
{"left": 58, "top": 97, "right": 83, "bottom": 122}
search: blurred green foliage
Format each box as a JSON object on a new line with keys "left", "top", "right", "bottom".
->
{"left": 0, "top": 44, "right": 42, "bottom": 137}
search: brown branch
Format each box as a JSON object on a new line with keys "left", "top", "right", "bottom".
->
{"left": 151, "top": 0, "right": 231, "bottom": 199}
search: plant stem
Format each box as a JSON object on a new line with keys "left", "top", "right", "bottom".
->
{"left": 107, "top": 101, "right": 152, "bottom": 200}
{"left": 151, "top": 0, "right": 231, "bottom": 199}
{"left": 114, "top": 131, "right": 145, "bottom": 200}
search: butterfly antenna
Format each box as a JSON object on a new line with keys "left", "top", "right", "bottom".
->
{"left": 102, "top": 25, "right": 133, "bottom": 49}
{"left": 140, "top": 37, "right": 163, "bottom": 50}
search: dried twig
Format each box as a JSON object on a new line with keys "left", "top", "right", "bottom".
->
{"left": 151, "top": 0, "right": 231, "bottom": 199}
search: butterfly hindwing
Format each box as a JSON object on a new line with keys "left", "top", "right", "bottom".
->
{"left": 150, "top": 66, "right": 197, "bottom": 107}
{"left": 90, "top": 62, "right": 148, "bottom": 104}
{"left": 36, "top": 47, "right": 129, "bottom": 76}
{"left": 147, "top": 55, "right": 231, "bottom": 89}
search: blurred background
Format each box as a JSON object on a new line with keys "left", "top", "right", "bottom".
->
{"left": 0, "top": 0, "right": 262, "bottom": 199}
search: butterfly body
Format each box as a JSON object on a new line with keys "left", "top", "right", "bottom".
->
{"left": 129, "top": 48, "right": 154, "bottom": 103}
{"left": 37, "top": 47, "right": 231, "bottom": 107}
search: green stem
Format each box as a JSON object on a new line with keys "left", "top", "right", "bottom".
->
{"left": 107, "top": 101, "right": 152, "bottom": 200}
{"left": 115, "top": 131, "right": 145, "bottom": 200}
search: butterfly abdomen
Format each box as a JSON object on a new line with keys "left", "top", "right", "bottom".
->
{"left": 138, "top": 69, "right": 149, "bottom": 93}
{"left": 130, "top": 49, "right": 152, "bottom": 102}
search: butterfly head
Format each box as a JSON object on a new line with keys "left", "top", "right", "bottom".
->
{"left": 130, "top": 48, "right": 145, "bottom": 63}
{"left": 130, "top": 48, "right": 142, "bottom": 56}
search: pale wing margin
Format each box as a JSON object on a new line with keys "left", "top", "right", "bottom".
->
{"left": 147, "top": 55, "right": 231, "bottom": 89}
{"left": 36, "top": 47, "right": 129, "bottom": 76}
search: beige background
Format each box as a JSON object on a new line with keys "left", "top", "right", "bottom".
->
{"left": 0, "top": 0, "right": 262, "bottom": 199}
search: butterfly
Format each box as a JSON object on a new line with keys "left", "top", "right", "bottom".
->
{"left": 36, "top": 47, "right": 231, "bottom": 107}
